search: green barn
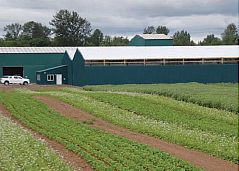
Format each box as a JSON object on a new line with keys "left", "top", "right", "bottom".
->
{"left": 35, "top": 46, "right": 238, "bottom": 86}
{"left": 129, "top": 34, "right": 173, "bottom": 46}
{"left": 0, "top": 46, "right": 238, "bottom": 86}
{"left": 0, "top": 47, "right": 76, "bottom": 82}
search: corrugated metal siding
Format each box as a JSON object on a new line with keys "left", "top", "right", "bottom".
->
{"left": 0, "top": 53, "right": 63, "bottom": 82}
{"left": 67, "top": 47, "right": 239, "bottom": 86}
{"left": 36, "top": 65, "right": 68, "bottom": 85}
{"left": 82, "top": 64, "right": 238, "bottom": 86}
{"left": 129, "top": 35, "right": 146, "bottom": 46}
{"left": 145, "top": 39, "right": 173, "bottom": 46}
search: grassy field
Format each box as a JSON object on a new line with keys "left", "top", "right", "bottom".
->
{"left": 83, "top": 83, "right": 238, "bottom": 113}
{"left": 0, "top": 111, "right": 73, "bottom": 171}
{"left": 15, "top": 87, "right": 238, "bottom": 164}
{"left": 0, "top": 90, "right": 205, "bottom": 170}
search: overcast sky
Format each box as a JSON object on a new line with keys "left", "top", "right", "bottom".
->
{"left": 0, "top": 0, "right": 238, "bottom": 43}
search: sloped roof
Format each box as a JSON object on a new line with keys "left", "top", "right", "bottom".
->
{"left": 0, "top": 47, "right": 77, "bottom": 53}
{"left": 0, "top": 46, "right": 238, "bottom": 60}
{"left": 76, "top": 46, "right": 238, "bottom": 60}
{"left": 137, "top": 34, "right": 173, "bottom": 40}
{"left": 37, "top": 65, "right": 67, "bottom": 73}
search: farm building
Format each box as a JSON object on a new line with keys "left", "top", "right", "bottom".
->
{"left": 0, "top": 46, "right": 238, "bottom": 86}
{"left": 0, "top": 47, "right": 76, "bottom": 82}
{"left": 37, "top": 46, "right": 238, "bottom": 86}
{"left": 129, "top": 34, "right": 173, "bottom": 46}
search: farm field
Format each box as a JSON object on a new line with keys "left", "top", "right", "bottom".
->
{"left": 0, "top": 90, "right": 205, "bottom": 171}
{"left": 30, "top": 87, "right": 237, "bottom": 164}
{"left": 0, "top": 112, "right": 73, "bottom": 171}
{"left": 84, "top": 82, "right": 238, "bottom": 113}
{"left": 0, "top": 83, "right": 238, "bottom": 171}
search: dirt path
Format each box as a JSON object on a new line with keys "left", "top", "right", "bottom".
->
{"left": 33, "top": 96, "right": 238, "bottom": 171}
{"left": 0, "top": 103, "right": 94, "bottom": 171}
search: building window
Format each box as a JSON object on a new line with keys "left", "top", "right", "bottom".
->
{"left": 47, "top": 74, "right": 54, "bottom": 81}
{"left": 37, "top": 74, "right": 41, "bottom": 81}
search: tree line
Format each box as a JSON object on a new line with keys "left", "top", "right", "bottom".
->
{"left": 0, "top": 10, "right": 129, "bottom": 47}
{"left": 0, "top": 9, "right": 238, "bottom": 47}
{"left": 143, "top": 24, "right": 238, "bottom": 46}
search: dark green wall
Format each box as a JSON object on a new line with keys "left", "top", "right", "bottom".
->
{"left": 129, "top": 35, "right": 173, "bottom": 46}
{"left": 145, "top": 39, "right": 173, "bottom": 46}
{"left": 72, "top": 50, "right": 85, "bottom": 86}
{"left": 0, "top": 53, "right": 63, "bottom": 82}
{"left": 36, "top": 65, "right": 68, "bottom": 85}
{"left": 62, "top": 52, "right": 73, "bottom": 85}
{"left": 82, "top": 64, "right": 238, "bottom": 85}
{"left": 129, "top": 36, "right": 145, "bottom": 46}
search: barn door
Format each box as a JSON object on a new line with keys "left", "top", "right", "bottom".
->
{"left": 3, "top": 67, "right": 23, "bottom": 77}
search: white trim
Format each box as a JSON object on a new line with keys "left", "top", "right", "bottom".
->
{"left": 47, "top": 74, "right": 54, "bottom": 82}
{"left": 37, "top": 74, "right": 40, "bottom": 81}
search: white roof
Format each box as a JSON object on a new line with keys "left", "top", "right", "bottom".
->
{"left": 0, "top": 46, "right": 238, "bottom": 60}
{"left": 76, "top": 46, "right": 239, "bottom": 60}
{"left": 137, "top": 34, "right": 172, "bottom": 40}
{"left": 0, "top": 47, "right": 77, "bottom": 53}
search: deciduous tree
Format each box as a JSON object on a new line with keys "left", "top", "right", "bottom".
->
{"left": 50, "top": 9, "right": 92, "bottom": 46}
{"left": 156, "top": 26, "right": 170, "bottom": 35}
{"left": 143, "top": 26, "right": 155, "bottom": 34}
{"left": 199, "top": 34, "right": 222, "bottom": 45}
{"left": 21, "top": 21, "right": 51, "bottom": 46}
{"left": 221, "top": 23, "right": 238, "bottom": 45}
{"left": 4, "top": 23, "right": 22, "bottom": 41}
{"left": 173, "top": 30, "right": 191, "bottom": 46}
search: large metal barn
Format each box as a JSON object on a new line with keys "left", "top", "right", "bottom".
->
{"left": 35, "top": 46, "right": 238, "bottom": 86}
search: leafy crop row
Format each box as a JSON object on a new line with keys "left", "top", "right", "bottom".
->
{"left": 25, "top": 88, "right": 238, "bottom": 164}
{"left": 78, "top": 91, "right": 237, "bottom": 137}
{"left": 0, "top": 112, "right": 73, "bottom": 171}
{"left": 0, "top": 90, "right": 204, "bottom": 171}
{"left": 83, "top": 83, "right": 238, "bottom": 113}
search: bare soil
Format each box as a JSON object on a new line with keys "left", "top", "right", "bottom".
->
{"left": 0, "top": 85, "right": 238, "bottom": 171}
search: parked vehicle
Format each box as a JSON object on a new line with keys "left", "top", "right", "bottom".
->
{"left": 0, "top": 76, "right": 30, "bottom": 86}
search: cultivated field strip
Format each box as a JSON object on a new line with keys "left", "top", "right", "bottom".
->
{"left": 0, "top": 91, "right": 204, "bottom": 171}
{"left": 76, "top": 91, "right": 237, "bottom": 137}
{"left": 83, "top": 83, "right": 238, "bottom": 113}
{"left": 0, "top": 112, "right": 73, "bottom": 171}
{"left": 21, "top": 88, "right": 238, "bottom": 164}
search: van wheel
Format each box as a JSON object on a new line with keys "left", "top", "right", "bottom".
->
{"left": 4, "top": 81, "right": 9, "bottom": 86}
{"left": 23, "top": 82, "right": 28, "bottom": 86}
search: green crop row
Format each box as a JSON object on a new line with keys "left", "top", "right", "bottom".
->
{"left": 83, "top": 82, "right": 238, "bottom": 113}
{"left": 22, "top": 88, "right": 238, "bottom": 164}
{"left": 0, "top": 90, "right": 204, "bottom": 171}
{"left": 75, "top": 91, "right": 237, "bottom": 137}
{"left": 0, "top": 112, "right": 73, "bottom": 171}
